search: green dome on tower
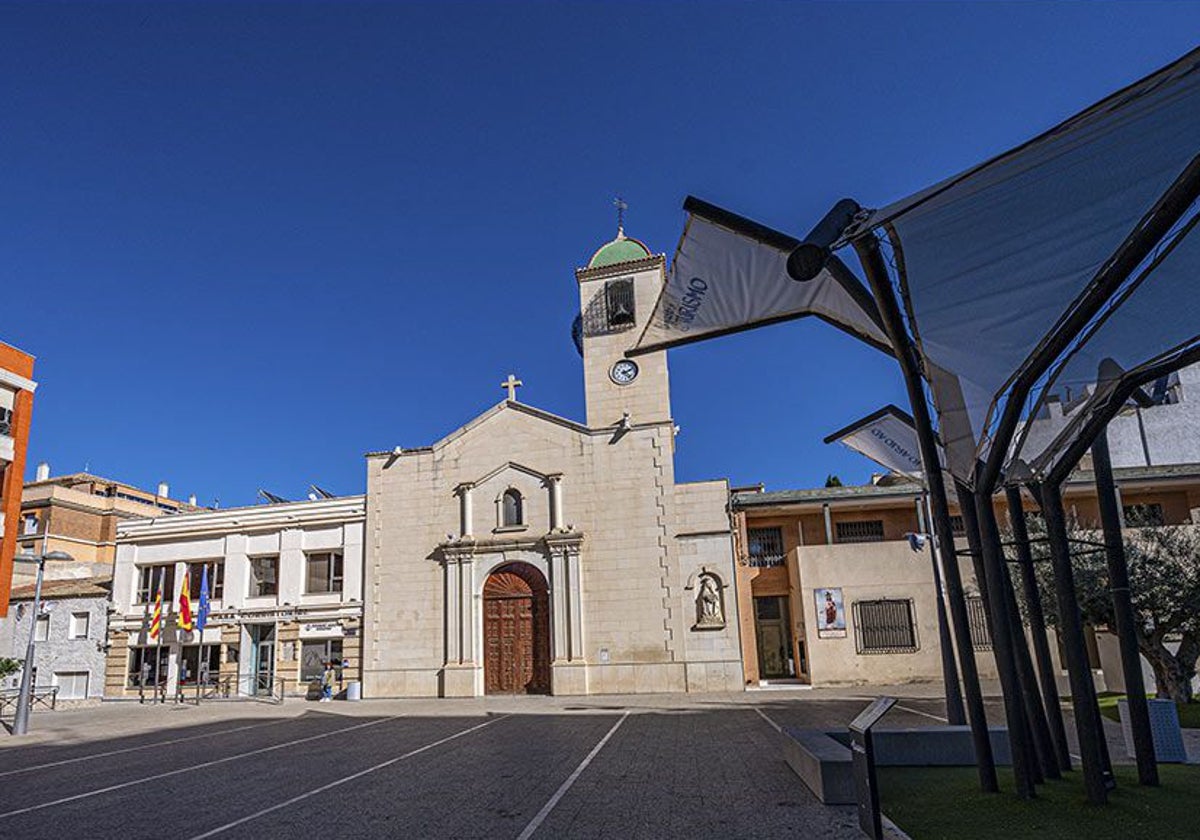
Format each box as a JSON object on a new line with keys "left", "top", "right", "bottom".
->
{"left": 587, "top": 232, "right": 652, "bottom": 269}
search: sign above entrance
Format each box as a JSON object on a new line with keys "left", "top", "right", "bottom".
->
{"left": 300, "top": 621, "right": 344, "bottom": 639}
{"left": 823, "top": 405, "right": 927, "bottom": 481}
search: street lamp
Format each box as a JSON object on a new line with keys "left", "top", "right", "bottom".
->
{"left": 11, "top": 549, "right": 74, "bottom": 736}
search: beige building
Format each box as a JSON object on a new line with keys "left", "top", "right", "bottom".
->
{"left": 362, "top": 232, "right": 743, "bottom": 698}
{"left": 107, "top": 496, "right": 364, "bottom": 700}
{"left": 15, "top": 469, "right": 197, "bottom": 587}
{"left": 732, "top": 464, "right": 1200, "bottom": 690}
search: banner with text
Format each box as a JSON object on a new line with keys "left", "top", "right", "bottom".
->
{"left": 824, "top": 405, "right": 926, "bottom": 480}
{"left": 629, "top": 199, "right": 891, "bottom": 356}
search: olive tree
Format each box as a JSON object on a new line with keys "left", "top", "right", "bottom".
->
{"left": 1016, "top": 516, "right": 1200, "bottom": 704}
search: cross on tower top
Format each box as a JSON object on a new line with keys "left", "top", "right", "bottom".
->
{"left": 613, "top": 196, "right": 627, "bottom": 237}
{"left": 501, "top": 373, "right": 523, "bottom": 402}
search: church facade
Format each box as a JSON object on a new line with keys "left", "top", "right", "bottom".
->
{"left": 361, "top": 235, "right": 744, "bottom": 697}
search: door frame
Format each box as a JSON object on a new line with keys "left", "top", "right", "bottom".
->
{"left": 753, "top": 595, "right": 796, "bottom": 680}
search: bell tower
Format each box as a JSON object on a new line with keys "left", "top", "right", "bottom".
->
{"left": 575, "top": 228, "right": 672, "bottom": 429}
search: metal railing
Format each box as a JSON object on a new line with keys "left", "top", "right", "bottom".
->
{"left": 0, "top": 686, "right": 58, "bottom": 716}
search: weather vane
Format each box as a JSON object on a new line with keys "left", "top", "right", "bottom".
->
{"left": 613, "top": 196, "right": 627, "bottom": 237}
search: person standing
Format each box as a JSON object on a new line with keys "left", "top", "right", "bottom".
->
{"left": 320, "top": 661, "right": 335, "bottom": 702}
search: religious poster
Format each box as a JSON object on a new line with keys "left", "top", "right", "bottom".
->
{"left": 815, "top": 588, "right": 846, "bottom": 638}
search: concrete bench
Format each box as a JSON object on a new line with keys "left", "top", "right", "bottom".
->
{"left": 780, "top": 726, "right": 857, "bottom": 805}
{"left": 780, "top": 725, "right": 1012, "bottom": 805}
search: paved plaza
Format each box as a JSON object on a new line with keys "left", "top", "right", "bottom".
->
{"left": 0, "top": 690, "right": 954, "bottom": 839}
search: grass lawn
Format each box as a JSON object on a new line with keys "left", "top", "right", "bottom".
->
{"left": 879, "top": 764, "right": 1200, "bottom": 840}
{"left": 1096, "top": 693, "right": 1200, "bottom": 728}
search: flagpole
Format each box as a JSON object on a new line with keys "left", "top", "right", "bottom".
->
{"left": 154, "top": 567, "right": 164, "bottom": 704}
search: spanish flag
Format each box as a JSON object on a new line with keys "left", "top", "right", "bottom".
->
{"left": 177, "top": 568, "right": 194, "bottom": 632}
{"left": 148, "top": 579, "right": 163, "bottom": 640}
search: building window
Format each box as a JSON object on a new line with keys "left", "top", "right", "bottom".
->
{"left": 69, "top": 612, "right": 90, "bottom": 640}
{"left": 965, "top": 596, "right": 992, "bottom": 651}
{"left": 250, "top": 556, "right": 279, "bottom": 597}
{"left": 300, "top": 639, "right": 344, "bottom": 683}
{"left": 1123, "top": 503, "right": 1165, "bottom": 527}
{"left": 305, "top": 552, "right": 344, "bottom": 594}
{"left": 853, "top": 599, "right": 918, "bottom": 654}
{"left": 746, "top": 527, "right": 786, "bottom": 567}
{"left": 22, "top": 514, "right": 38, "bottom": 535}
{"left": 501, "top": 489, "right": 524, "bottom": 528}
{"left": 128, "top": 647, "right": 169, "bottom": 688}
{"left": 949, "top": 515, "right": 965, "bottom": 536}
{"left": 53, "top": 671, "right": 89, "bottom": 700}
{"left": 178, "top": 645, "right": 221, "bottom": 686}
{"left": 136, "top": 564, "right": 176, "bottom": 605}
{"left": 0, "top": 405, "right": 12, "bottom": 436}
{"left": 835, "top": 519, "right": 886, "bottom": 544}
{"left": 188, "top": 561, "right": 225, "bottom": 600}
{"left": 34, "top": 614, "right": 50, "bottom": 642}
{"left": 605, "top": 278, "right": 636, "bottom": 328}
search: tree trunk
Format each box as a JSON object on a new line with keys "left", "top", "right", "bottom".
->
{"left": 1142, "top": 635, "right": 1196, "bottom": 704}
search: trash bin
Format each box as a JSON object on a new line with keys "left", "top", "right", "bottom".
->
{"left": 346, "top": 681, "right": 362, "bottom": 702}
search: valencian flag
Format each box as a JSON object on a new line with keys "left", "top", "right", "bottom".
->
{"left": 196, "top": 565, "right": 210, "bottom": 633}
{"left": 177, "top": 568, "right": 194, "bottom": 631}
{"left": 147, "top": 571, "right": 164, "bottom": 640}
{"left": 629, "top": 197, "right": 891, "bottom": 358}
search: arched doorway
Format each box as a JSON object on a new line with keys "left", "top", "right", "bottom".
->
{"left": 483, "top": 563, "right": 550, "bottom": 695}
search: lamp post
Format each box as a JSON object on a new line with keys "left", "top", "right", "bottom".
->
{"left": 11, "top": 549, "right": 74, "bottom": 736}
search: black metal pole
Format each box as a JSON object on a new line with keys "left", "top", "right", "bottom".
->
{"left": 1037, "top": 482, "right": 1110, "bottom": 804}
{"left": 1007, "top": 485, "right": 1073, "bottom": 771}
{"left": 923, "top": 494, "right": 967, "bottom": 725}
{"left": 1091, "top": 431, "right": 1159, "bottom": 785}
{"left": 956, "top": 483, "right": 1039, "bottom": 798}
{"left": 851, "top": 235, "right": 998, "bottom": 792}
{"left": 996, "top": 535, "right": 1060, "bottom": 781}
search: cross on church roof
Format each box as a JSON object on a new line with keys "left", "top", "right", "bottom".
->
{"left": 501, "top": 373, "right": 523, "bottom": 402}
{"left": 613, "top": 196, "right": 627, "bottom": 237}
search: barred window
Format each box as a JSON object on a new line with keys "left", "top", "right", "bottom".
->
{"left": 949, "top": 515, "right": 965, "bottom": 536}
{"left": 605, "top": 278, "right": 636, "bottom": 328}
{"left": 853, "top": 599, "right": 918, "bottom": 654}
{"left": 966, "top": 595, "right": 992, "bottom": 651}
{"left": 746, "top": 527, "right": 785, "bottom": 567}
{"left": 835, "top": 519, "right": 885, "bottom": 544}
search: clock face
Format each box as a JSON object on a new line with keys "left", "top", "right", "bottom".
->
{"left": 610, "top": 359, "right": 639, "bottom": 385}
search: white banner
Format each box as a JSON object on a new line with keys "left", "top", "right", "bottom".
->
{"left": 824, "top": 405, "right": 924, "bottom": 479}
{"left": 630, "top": 200, "right": 891, "bottom": 356}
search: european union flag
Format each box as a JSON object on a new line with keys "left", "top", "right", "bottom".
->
{"left": 197, "top": 564, "right": 210, "bottom": 632}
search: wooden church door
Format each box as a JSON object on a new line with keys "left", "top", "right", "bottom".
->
{"left": 483, "top": 564, "right": 550, "bottom": 695}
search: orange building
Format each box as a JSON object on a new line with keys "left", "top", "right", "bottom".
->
{"left": 0, "top": 341, "right": 36, "bottom": 616}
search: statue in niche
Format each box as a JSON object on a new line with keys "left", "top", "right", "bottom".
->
{"left": 695, "top": 575, "right": 724, "bottom": 629}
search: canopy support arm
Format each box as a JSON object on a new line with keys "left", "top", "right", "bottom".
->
{"left": 850, "top": 232, "right": 999, "bottom": 793}
{"left": 980, "top": 154, "right": 1200, "bottom": 493}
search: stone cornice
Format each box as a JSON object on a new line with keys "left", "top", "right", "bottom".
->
{"left": 437, "top": 530, "right": 584, "bottom": 561}
{"left": 116, "top": 496, "right": 366, "bottom": 542}
{"left": 574, "top": 254, "right": 665, "bottom": 283}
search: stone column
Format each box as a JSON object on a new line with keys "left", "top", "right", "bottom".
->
{"left": 549, "top": 547, "right": 569, "bottom": 662}
{"left": 565, "top": 543, "right": 584, "bottom": 661}
{"left": 546, "top": 535, "right": 587, "bottom": 695}
{"left": 440, "top": 546, "right": 477, "bottom": 697}
{"left": 548, "top": 474, "right": 564, "bottom": 531}
{"left": 456, "top": 483, "right": 474, "bottom": 538}
{"left": 443, "top": 557, "right": 461, "bottom": 664}
{"left": 459, "top": 555, "right": 475, "bottom": 665}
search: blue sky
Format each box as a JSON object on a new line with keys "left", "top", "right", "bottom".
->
{"left": 3, "top": 2, "right": 1197, "bottom": 506}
